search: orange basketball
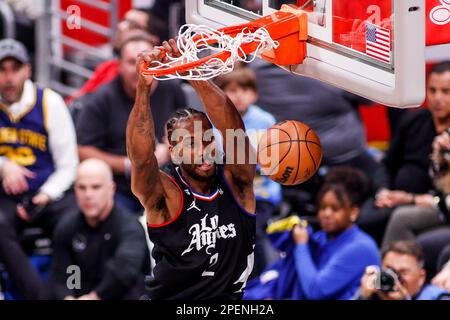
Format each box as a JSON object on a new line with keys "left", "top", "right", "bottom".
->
{"left": 257, "top": 120, "right": 322, "bottom": 186}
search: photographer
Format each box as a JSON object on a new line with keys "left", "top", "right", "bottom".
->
{"left": 355, "top": 241, "right": 449, "bottom": 300}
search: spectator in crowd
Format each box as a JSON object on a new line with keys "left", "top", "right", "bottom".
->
{"left": 113, "top": 8, "right": 158, "bottom": 54}
{"left": 292, "top": 167, "right": 379, "bottom": 299}
{"left": 74, "top": 34, "right": 186, "bottom": 214}
{"left": 0, "top": 39, "right": 78, "bottom": 299}
{"left": 418, "top": 227, "right": 450, "bottom": 279}
{"left": 381, "top": 128, "right": 450, "bottom": 275}
{"left": 148, "top": 0, "right": 184, "bottom": 43}
{"left": 358, "top": 61, "right": 450, "bottom": 244}
{"left": 355, "top": 241, "right": 449, "bottom": 300}
{"left": 432, "top": 245, "right": 450, "bottom": 292}
{"left": 216, "top": 67, "right": 282, "bottom": 276}
{"left": 245, "top": 167, "right": 379, "bottom": 300}
{"left": 66, "top": 9, "right": 159, "bottom": 105}
{"left": 44, "top": 159, "right": 149, "bottom": 300}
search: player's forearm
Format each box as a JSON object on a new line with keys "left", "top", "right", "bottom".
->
{"left": 126, "top": 80, "right": 157, "bottom": 167}
{"left": 189, "top": 80, "right": 245, "bottom": 132}
{"left": 78, "top": 145, "right": 126, "bottom": 174}
{"left": 190, "top": 80, "right": 255, "bottom": 170}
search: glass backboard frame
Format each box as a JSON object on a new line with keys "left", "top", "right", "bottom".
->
{"left": 186, "top": 0, "right": 426, "bottom": 107}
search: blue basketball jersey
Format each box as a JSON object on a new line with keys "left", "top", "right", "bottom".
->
{"left": 0, "top": 85, "right": 54, "bottom": 193}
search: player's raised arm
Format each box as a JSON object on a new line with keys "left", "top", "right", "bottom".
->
{"left": 160, "top": 40, "right": 256, "bottom": 179}
{"left": 126, "top": 50, "right": 180, "bottom": 223}
{"left": 159, "top": 39, "right": 255, "bottom": 213}
{"left": 188, "top": 79, "right": 256, "bottom": 182}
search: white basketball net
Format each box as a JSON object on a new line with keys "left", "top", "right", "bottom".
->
{"left": 148, "top": 24, "right": 279, "bottom": 81}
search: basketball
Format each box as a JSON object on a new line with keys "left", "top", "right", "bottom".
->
{"left": 257, "top": 120, "right": 322, "bottom": 186}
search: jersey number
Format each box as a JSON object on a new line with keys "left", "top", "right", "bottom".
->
{"left": 0, "top": 146, "right": 36, "bottom": 166}
{"left": 201, "top": 253, "right": 218, "bottom": 277}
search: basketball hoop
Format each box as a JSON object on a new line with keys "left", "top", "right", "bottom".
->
{"left": 140, "top": 5, "right": 308, "bottom": 81}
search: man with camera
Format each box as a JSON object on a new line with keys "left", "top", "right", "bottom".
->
{"left": 0, "top": 39, "right": 78, "bottom": 299}
{"left": 355, "top": 241, "right": 449, "bottom": 300}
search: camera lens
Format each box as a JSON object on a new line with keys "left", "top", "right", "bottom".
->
{"left": 378, "top": 268, "right": 400, "bottom": 292}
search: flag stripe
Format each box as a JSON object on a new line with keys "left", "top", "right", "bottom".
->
{"left": 365, "top": 22, "right": 391, "bottom": 63}
{"left": 368, "top": 41, "right": 390, "bottom": 52}
{"left": 367, "top": 49, "right": 390, "bottom": 60}
{"left": 366, "top": 49, "right": 390, "bottom": 62}
{"left": 375, "top": 38, "right": 390, "bottom": 47}
{"left": 377, "top": 34, "right": 390, "bottom": 42}
{"left": 377, "top": 28, "right": 390, "bottom": 36}
{"left": 366, "top": 45, "right": 390, "bottom": 57}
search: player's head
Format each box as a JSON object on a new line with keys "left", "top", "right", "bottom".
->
{"left": 316, "top": 167, "right": 369, "bottom": 237}
{"left": 75, "top": 159, "right": 116, "bottom": 225}
{"left": 427, "top": 61, "right": 450, "bottom": 122}
{"left": 165, "top": 108, "right": 217, "bottom": 180}
{"left": 119, "top": 32, "right": 154, "bottom": 98}
{"left": 216, "top": 67, "right": 258, "bottom": 116}
{"left": 0, "top": 39, "right": 31, "bottom": 105}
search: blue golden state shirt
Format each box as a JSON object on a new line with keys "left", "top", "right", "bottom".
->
{"left": 0, "top": 86, "right": 54, "bottom": 193}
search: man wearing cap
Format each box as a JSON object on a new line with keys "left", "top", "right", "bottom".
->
{"left": 0, "top": 39, "right": 78, "bottom": 299}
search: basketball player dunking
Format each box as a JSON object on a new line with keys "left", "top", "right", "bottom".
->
{"left": 126, "top": 39, "right": 256, "bottom": 300}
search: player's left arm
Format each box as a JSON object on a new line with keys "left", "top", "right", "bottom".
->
{"left": 192, "top": 79, "right": 256, "bottom": 213}
{"left": 188, "top": 79, "right": 256, "bottom": 179}
{"left": 160, "top": 39, "right": 256, "bottom": 213}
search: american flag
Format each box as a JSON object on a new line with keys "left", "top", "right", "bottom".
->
{"left": 365, "top": 22, "right": 391, "bottom": 63}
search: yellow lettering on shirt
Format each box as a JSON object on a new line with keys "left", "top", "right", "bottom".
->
{"left": 0, "top": 128, "right": 19, "bottom": 144}
{"left": 0, "top": 145, "right": 36, "bottom": 166}
{"left": 17, "top": 129, "right": 47, "bottom": 152}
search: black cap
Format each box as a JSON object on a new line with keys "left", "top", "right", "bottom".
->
{"left": 0, "top": 39, "right": 30, "bottom": 64}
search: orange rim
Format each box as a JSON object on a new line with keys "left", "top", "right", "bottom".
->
{"left": 139, "top": 23, "right": 266, "bottom": 77}
{"left": 139, "top": 7, "right": 308, "bottom": 77}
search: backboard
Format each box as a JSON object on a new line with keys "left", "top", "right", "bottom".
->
{"left": 186, "top": 0, "right": 426, "bottom": 107}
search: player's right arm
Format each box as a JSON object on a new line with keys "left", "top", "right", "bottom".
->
{"left": 126, "top": 51, "right": 181, "bottom": 225}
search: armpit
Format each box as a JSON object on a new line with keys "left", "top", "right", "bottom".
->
{"left": 153, "top": 196, "right": 171, "bottom": 223}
